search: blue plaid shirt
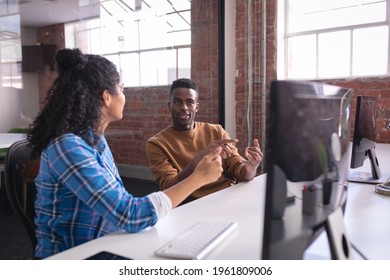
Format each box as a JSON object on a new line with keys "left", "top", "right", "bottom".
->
{"left": 34, "top": 133, "right": 158, "bottom": 259}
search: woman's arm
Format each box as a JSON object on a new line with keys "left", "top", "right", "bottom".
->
{"left": 163, "top": 147, "right": 223, "bottom": 208}
{"left": 46, "top": 134, "right": 158, "bottom": 232}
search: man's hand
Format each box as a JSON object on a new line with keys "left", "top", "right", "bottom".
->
{"left": 178, "top": 135, "right": 237, "bottom": 183}
{"left": 243, "top": 138, "right": 263, "bottom": 167}
{"left": 193, "top": 135, "right": 238, "bottom": 163}
{"left": 239, "top": 139, "right": 263, "bottom": 181}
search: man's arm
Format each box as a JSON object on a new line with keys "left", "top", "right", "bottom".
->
{"left": 146, "top": 140, "right": 181, "bottom": 190}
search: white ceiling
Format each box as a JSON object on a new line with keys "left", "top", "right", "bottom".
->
{"left": 17, "top": 0, "right": 100, "bottom": 27}
{"left": 14, "top": 0, "right": 190, "bottom": 29}
{"left": 0, "top": 0, "right": 190, "bottom": 43}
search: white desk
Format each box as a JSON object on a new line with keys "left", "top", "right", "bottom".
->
{"left": 343, "top": 143, "right": 390, "bottom": 259}
{"left": 47, "top": 176, "right": 267, "bottom": 260}
{"left": 305, "top": 142, "right": 390, "bottom": 260}
{"left": 47, "top": 143, "right": 390, "bottom": 260}
{"left": 0, "top": 133, "right": 26, "bottom": 149}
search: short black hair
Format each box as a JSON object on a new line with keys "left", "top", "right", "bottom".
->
{"left": 169, "top": 78, "right": 198, "bottom": 100}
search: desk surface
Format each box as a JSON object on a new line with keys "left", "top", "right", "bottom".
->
{"left": 344, "top": 143, "right": 390, "bottom": 259}
{"left": 48, "top": 176, "right": 267, "bottom": 260}
{"left": 0, "top": 133, "right": 26, "bottom": 149}
{"left": 47, "top": 143, "right": 390, "bottom": 260}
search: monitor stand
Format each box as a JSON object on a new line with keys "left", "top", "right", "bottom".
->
{"left": 348, "top": 171, "right": 390, "bottom": 184}
{"left": 349, "top": 148, "right": 390, "bottom": 184}
{"left": 324, "top": 207, "right": 351, "bottom": 260}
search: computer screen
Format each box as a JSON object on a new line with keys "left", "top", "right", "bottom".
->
{"left": 262, "top": 80, "right": 353, "bottom": 260}
{"left": 349, "top": 96, "right": 388, "bottom": 184}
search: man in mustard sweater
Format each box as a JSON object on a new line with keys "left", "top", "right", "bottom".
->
{"left": 146, "top": 78, "right": 263, "bottom": 202}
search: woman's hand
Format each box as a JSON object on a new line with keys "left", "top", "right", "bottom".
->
{"left": 193, "top": 146, "right": 223, "bottom": 187}
{"left": 164, "top": 147, "right": 223, "bottom": 208}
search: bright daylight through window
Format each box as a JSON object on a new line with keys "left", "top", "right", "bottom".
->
{"left": 279, "top": 0, "right": 389, "bottom": 79}
{"left": 66, "top": 0, "right": 191, "bottom": 87}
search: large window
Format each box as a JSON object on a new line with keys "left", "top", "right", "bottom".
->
{"left": 278, "top": 0, "right": 389, "bottom": 79}
{"left": 0, "top": 14, "right": 22, "bottom": 88}
{"left": 65, "top": 0, "right": 191, "bottom": 87}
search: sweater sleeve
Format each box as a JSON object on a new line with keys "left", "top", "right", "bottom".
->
{"left": 146, "top": 139, "right": 180, "bottom": 190}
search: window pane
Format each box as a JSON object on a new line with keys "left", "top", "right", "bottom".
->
{"left": 139, "top": 18, "right": 169, "bottom": 49}
{"left": 119, "top": 20, "right": 140, "bottom": 52}
{"left": 90, "top": 28, "right": 102, "bottom": 55}
{"left": 65, "top": 24, "right": 77, "bottom": 48}
{"left": 121, "top": 53, "right": 140, "bottom": 87}
{"left": 352, "top": 26, "right": 388, "bottom": 76}
{"left": 104, "top": 54, "right": 120, "bottom": 74}
{"left": 140, "top": 50, "right": 176, "bottom": 86}
{"left": 318, "top": 31, "right": 351, "bottom": 78}
{"left": 0, "top": 14, "right": 21, "bottom": 63}
{"left": 100, "top": 5, "right": 122, "bottom": 54}
{"left": 1, "top": 63, "right": 12, "bottom": 87}
{"left": 12, "top": 62, "right": 22, "bottom": 88}
{"left": 165, "top": 11, "right": 191, "bottom": 32}
{"left": 288, "top": 0, "right": 386, "bottom": 33}
{"left": 287, "top": 35, "right": 317, "bottom": 79}
{"left": 76, "top": 30, "right": 89, "bottom": 54}
{"left": 168, "top": 29, "right": 191, "bottom": 46}
{"left": 158, "top": 50, "right": 176, "bottom": 85}
{"left": 1, "top": 62, "right": 21, "bottom": 88}
{"left": 177, "top": 47, "right": 191, "bottom": 81}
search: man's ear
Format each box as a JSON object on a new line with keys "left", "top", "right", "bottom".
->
{"left": 102, "top": 90, "right": 111, "bottom": 107}
{"left": 195, "top": 102, "right": 200, "bottom": 112}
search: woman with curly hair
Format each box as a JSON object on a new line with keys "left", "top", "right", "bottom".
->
{"left": 28, "top": 48, "right": 223, "bottom": 259}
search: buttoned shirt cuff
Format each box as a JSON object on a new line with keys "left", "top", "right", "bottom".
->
{"left": 148, "top": 192, "right": 173, "bottom": 219}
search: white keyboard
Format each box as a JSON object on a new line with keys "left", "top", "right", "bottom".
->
{"left": 154, "top": 221, "right": 238, "bottom": 260}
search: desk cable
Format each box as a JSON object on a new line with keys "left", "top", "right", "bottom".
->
{"left": 350, "top": 242, "right": 368, "bottom": 260}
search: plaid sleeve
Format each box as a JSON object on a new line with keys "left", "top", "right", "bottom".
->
{"left": 46, "top": 134, "right": 158, "bottom": 232}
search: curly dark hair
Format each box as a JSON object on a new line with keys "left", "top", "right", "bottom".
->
{"left": 169, "top": 78, "right": 198, "bottom": 101}
{"left": 28, "top": 48, "right": 121, "bottom": 155}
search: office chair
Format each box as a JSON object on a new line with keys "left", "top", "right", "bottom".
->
{"left": 0, "top": 128, "right": 29, "bottom": 189}
{"left": 0, "top": 162, "right": 4, "bottom": 189}
{"left": 4, "top": 139, "right": 39, "bottom": 258}
{"left": 1, "top": 149, "right": 6, "bottom": 190}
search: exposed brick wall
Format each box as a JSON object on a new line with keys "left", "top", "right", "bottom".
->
{"left": 108, "top": 86, "right": 172, "bottom": 166}
{"left": 37, "top": 23, "right": 65, "bottom": 50}
{"left": 191, "top": 0, "right": 220, "bottom": 124}
{"left": 321, "top": 78, "right": 390, "bottom": 144}
{"left": 234, "top": 0, "right": 277, "bottom": 155}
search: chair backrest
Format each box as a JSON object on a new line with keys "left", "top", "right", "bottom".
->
{"left": 0, "top": 128, "right": 29, "bottom": 161}
{"left": 4, "top": 139, "right": 39, "bottom": 257}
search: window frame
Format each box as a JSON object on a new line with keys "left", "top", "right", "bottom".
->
{"left": 278, "top": 0, "right": 390, "bottom": 80}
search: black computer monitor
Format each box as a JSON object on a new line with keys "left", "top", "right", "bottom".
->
{"left": 349, "top": 96, "right": 388, "bottom": 184}
{"left": 262, "top": 80, "right": 353, "bottom": 260}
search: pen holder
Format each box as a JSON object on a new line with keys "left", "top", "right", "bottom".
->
{"left": 302, "top": 189, "right": 317, "bottom": 215}
{"left": 322, "top": 179, "right": 333, "bottom": 205}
